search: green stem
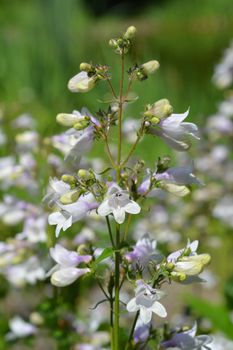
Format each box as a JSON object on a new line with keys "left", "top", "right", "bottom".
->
{"left": 121, "top": 122, "right": 145, "bottom": 167}
{"left": 106, "top": 216, "right": 115, "bottom": 248}
{"left": 107, "top": 78, "right": 118, "bottom": 100}
{"left": 125, "top": 311, "right": 140, "bottom": 350}
{"left": 103, "top": 134, "right": 116, "bottom": 169}
{"left": 116, "top": 52, "right": 125, "bottom": 182}
{"left": 114, "top": 224, "right": 121, "bottom": 349}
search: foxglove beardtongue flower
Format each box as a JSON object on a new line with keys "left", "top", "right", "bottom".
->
{"left": 162, "top": 323, "right": 212, "bottom": 350}
{"left": 138, "top": 165, "right": 202, "bottom": 197}
{"left": 125, "top": 233, "right": 162, "bottom": 268}
{"left": 48, "top": 193, "right": 98, "bottom": 237}
{"left": 43, "top": 177, "right": 71, "bottom": 207}
{"left": 126, "top": 280, "right": 167, "bottom": 324}
{"left": 48, "top": 244, "right": 91, "bottom": 287}
{"left": 167, "top": 240, "right": 211, "bottom": 279}
{"left": 148, "top": 109, "right": 199, "bottom": 151}
{"left": 97, "top": 185, "right": 141, "bottom": 224}
{"left": 6, "top": 316, "right": 37, "bottom": 340}
{"left": 68, "top": 71, "right": 97, "bottom": 93}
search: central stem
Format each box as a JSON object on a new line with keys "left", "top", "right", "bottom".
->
{"left": 114, "top": 224, "right": 121, "bottom": 349}
{"left": 116, "top": 52, "right": 125, "bottom": 182}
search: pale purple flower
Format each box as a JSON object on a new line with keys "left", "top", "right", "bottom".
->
{"left": 52, "top": 110, "right": 99, "bottom": 164}
{"left": 48, "top": 193, "right": 98, "bottom": 237}
{"left": 98, "top": 185, "right": 141, "bottom": 224}
{"left": 6, "top": 316, "right": 37, "bottom": 340}
{"left": 16, "top": 215, "right": 47, "bottom": 243}
{"left": 126, "top": 280, "right": 167, "bottom": 324}
{"left": 43, "top": 177, "right": 71, "bottom": 207}
{"left": 212, "top": 41, "right": 233, "bottom": 89}
{"left": 149, "top": 109, "right": 199, "bottom": 151}
{"left": 11, "top": 113, "right": 36, "bottom": 129}
{"left": 48, "top": 244, "right": 91, "bottom": 287}
{"left": 6, "top": 256, "right": 46, "bottom": 287}
{"left": 134, "top": 319, "right": 150, "bottom": 345}
{"left": 213, "top": 195, "right": 233, "bottom": 227}
{"left": 125, "top": 233, "right": 162, "bottom": 268}
{"left": 162, "top": 323, "right": 212, "bottom": 349}
{"left": 156, "top": 166, "right": 202, "bottom": 185}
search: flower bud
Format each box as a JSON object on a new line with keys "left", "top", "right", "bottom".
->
{"left": 68, "top": 72, "right": 97, "bottom": 93}
{"left": 160, "top": 183, "right": 190, "bottom": 197}
{"left": 61, "top": 174, "right": 76, "bottom": 184}
{"left": 181, "top": 254, "right": 211, "bottom": 266}
{"left": 145, "top": 99, "right": 173, "bottom": 119}
{"left": 77, "top": 169, "right": 94, "bottom": 181}
{"left": 60, "top": 190, "right": 80, "bottom": 204}
{"left": 124, "top": 26, "right": 137, "bottom": 40}
{"left": 141, "top": 60, "right": 160, "bottom": 75}
{"left": 56, "top": 113, "right": 80, "bottom": 127}
{"left": 109, "top": 39, "right": 118, "bottom": 49}
{"left": 77, "top": 244, "right": 90, "bottom": 255}
{"left": 30, "top": 312, "right": 44, "bottom": 326}
{"left": 79, "top": 62, "right": 93, "bottom": 72}
{"left": 171, "top": 271, "right": 187, "bottom": 282}
{"left": 73, "top": 119, "right": 89, "bottom": 130}
{"left": 166, "top": 262, "right": 174, "bottom": 271}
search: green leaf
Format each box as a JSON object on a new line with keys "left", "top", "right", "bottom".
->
{"left": 186, "top": 294, "right": 233, "bottom": 339}
{"left": 93, "top": 247, "right": 114, "bottom": 266}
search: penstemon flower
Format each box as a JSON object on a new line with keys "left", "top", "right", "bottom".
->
{"left": 48, "top": 244, "right": 91, "bottom": 287}
{"left": 97, "top": 185, "right": 141, "bottom": 224}
{"left": 44, "top": 25, "right": 212, "bottom": 350}
{"left": 126, "top": 280, "right": 167, "bottom": 324}
{"left": 148, "top": 109, "right": 200, "bottom": 151}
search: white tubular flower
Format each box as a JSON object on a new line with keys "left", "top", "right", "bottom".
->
{"left": 68, "top": 71, "right": 97, "bottom": 93}
{"left": 48, "top": 244, "right": 91, "bottom": 287}
{"left": 149, "top": 109, "right": 199, "bottom": 151}
{"left": 97, "top": 185, "right": 141, "bottom": 224}
{"left": 6, "top": 316, "right": 37, "bottom": 340}
{"left": 48, "top": 193, "right": 98, "bottom": 237}
{"left": 168, "top": 240, "right": 211, "bottom": 278}
{"left": 126, "top": 280, "right": 167, "bottom": 324}
{"left": 43, "top": 177, "right": 71, "bottom": 207}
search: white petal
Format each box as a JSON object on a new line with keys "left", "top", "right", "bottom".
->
{"left": 124, "top": 201, "right": 141, "bottom": 214}
{"left": 50, "top": 244, "right": 79, "bottom": 267}
{"left": 113, "top": 207, "right": 125, "bottom": 224}
{"left": 97, "top": 200, "right": 112, "bottom": 217}
{"left": 140, "top": 307, "right": 152, "bottom": 324}
{"left": 51, "top": 267, "right": 90, "bottom": 287}
{"left": 151, "top": 301, "right": 167, "bottom": 318}
{"left": 126, "top": 298, "right": 139, "bottom": 312}
{"left": 48, "top": 212, "right": 64, "bottom": 225}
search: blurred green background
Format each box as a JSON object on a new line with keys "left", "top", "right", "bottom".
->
{"left": 1, "top": 0, "right": 233, "bottom": 138}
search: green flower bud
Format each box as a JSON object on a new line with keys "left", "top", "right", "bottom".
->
{"left": 73, "top": 119, "right": 89, "bottom": 130}
{"left": 109, "top": 39, "right": 118, "bottom": 49}
{"left": 141, "top": 60, "right": 160, "bottom": 75}
{"left": 124, "top": 26, "right": 137, "bottom": 40}
{"left": 77, "top": 244, "right": 90, "bottom": 255}
{"left": 166, "top": 262, "right": 175, "bottom": 271}
{"left": 77, "top": 169, "right": 94, "bottom": 181}
{"left": 150, "top": 116, "right": 161, "bottom": 124}
{"left": 61, "top": 174, "right": 76, "bottom": 184}
{"left": 171, "top": 271, "right": 187, "bottom": 282}
{"left": 79, "top": 62, "right": 93, "bottom": 72}
{"left": 60, "top": 190, "right": 80, "bottom": 204}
